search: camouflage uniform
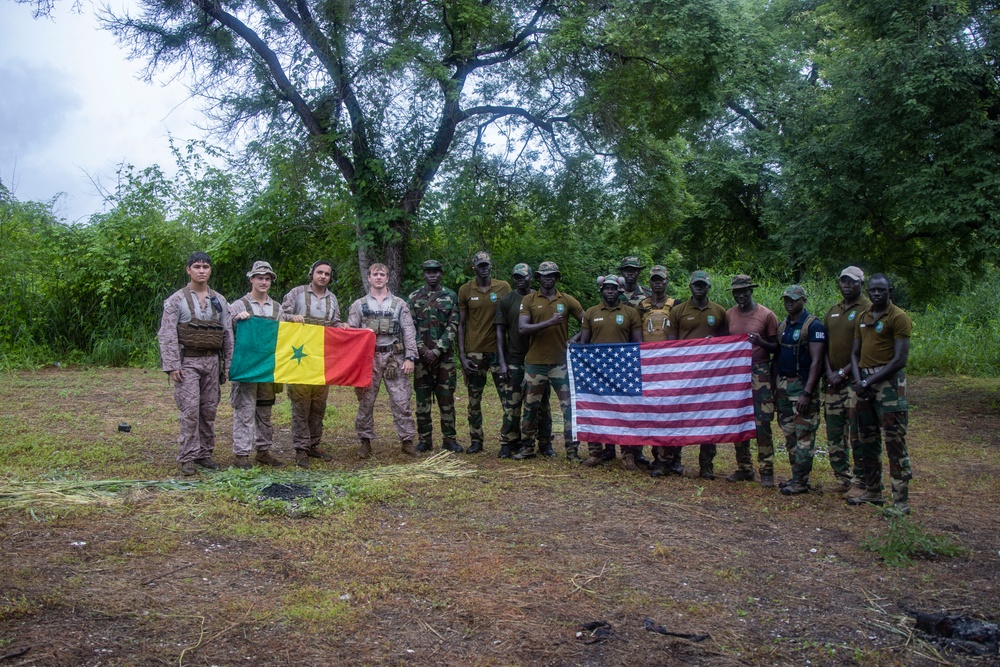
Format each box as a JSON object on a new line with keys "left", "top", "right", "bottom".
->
{"left": 158, "top": 286, "right": 233, "bottom": 464}
{"left": 229, "top": 292, "right": 282, "bottom": 456}
{"left": 854, "top": 301, "right": 913, "bottom": 508}
{"left": 618, "top": 256, "right": 652, "bottom": 307}
{"left": 458, "top": 257, "right": 511, "bottom": 449}
{"left": 518, "top": 262, "right": 585, "bottom": 458}
{"left": 823, "top": 291, "right": 870, "bottom": 485}
{"left": 775, "top": 305, "right": 826, "bottom": 484}
{"left": 281, "top": 285, "right": 342, "bottom": 452}
{"left": 407, "top": 278, "right": 459, "bottom": 449}
{"left": 347, "top": 292, "right": 418, "bottom": 443}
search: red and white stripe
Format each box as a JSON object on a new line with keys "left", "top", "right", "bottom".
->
{"left": 569, "top": 335, "right": 757, "bottom": 446}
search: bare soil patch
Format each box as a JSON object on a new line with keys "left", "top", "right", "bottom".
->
{"left": 1, "top": 369, "right": 998, "bottom": 665}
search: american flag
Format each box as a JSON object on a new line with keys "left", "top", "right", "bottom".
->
{"left": 568, "top": 335, "right": 756, "bottom": 446}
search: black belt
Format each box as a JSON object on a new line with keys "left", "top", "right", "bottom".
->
{"left": 182, "top": 349, "right": 216, "bottom": 357}
{"left": 375, "top": 344, "right": 396, "bottom": 353}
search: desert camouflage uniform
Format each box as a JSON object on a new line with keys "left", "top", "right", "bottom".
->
{"left": 158, "top": 287, "right": 233, "bottom": 463}
{"left": 229, "top": 295, "right": 282, "bottom": 456}
{"left": 281, "top": 285, "right": 342, "bottom": 451}
{"left": 348, "top": 293, "right": 418, "bottom": 442}
{"left": 407, "top": 284, "right": 459, "bottom": 449}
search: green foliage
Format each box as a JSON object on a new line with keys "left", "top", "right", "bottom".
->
{"left": 862, "top": 516, "right": 967, "bottom": 567}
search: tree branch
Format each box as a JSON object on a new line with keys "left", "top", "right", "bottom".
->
{"left": 725, "top": 99, "right": 766, "bottom": 131}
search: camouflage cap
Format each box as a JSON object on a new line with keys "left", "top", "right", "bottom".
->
{"left": 726, "top": 274, "right": 758, "bottom": 291}
{"left": 782, "top": 284, "right": 807, "bottom": 300}
{"left": 421, "top": 259, "right": 443, "bottom": 270}
{"left": 511, "top": 263, "right": 532, "bottom": 278}
{"left": 840, "top": 266, "right": 865, "bottom": 282}
{"left": 246, "top": 260, "right": 276, "bottom": 280}
{"left": 599, "top": 274, "right": 623, "bottom": 291}
{"left": 689, "top": 270, "right": 711, "bottom": 286}
{"left": 649, "top": 265, "right": 669, "bottom": 279}
{"left": 534, "top": 261, "right": 560, "bottom": 277}
{"left": 471, "top": 251, "right": 492, "bottom": 266}
{"left": 619, "top": 256, "right": 645, "bottom": 270}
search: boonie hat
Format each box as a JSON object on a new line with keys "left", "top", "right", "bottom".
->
{"left": 247, "top": 260, "right": 277, "bottom": 280}
{"left": 840, "top": 266, "right": 865, "bottom": 282}
{"left": 534, "top": 261, "right": 560, "bottom": 277}
{"left": 472, "top": 251, "right": 492, "bottom": 266}
{"left": 511, "top": 263, "right": 532, "bottom": 278}
{"left": 599, "top": 274, "right": 624, "bottom": 291}
{"left": 782, "top": 285, "right": 807, "bottom": 301}
{"left": 619, "top": 256, "right": 645, "bottom": 270}
{"left": 421, "top": 259, "right": 443, "bottom": 270}
{"left": 689, "top": 270, "right": 711, "bottom": 286}
{"left": 649, "top": 265, "right": 669, "bottom": 279}
{"left": 726, "top": 274, "right": 759, "bottom": 291}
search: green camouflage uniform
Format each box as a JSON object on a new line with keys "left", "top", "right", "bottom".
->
{"left": 775, "top": 308, "right": 825, "bottom": 482}
{"left": 407, "top": 284, "right": 459, "bottom": 449}
{"left": 495, "top": 288, "right": 552, "bottom": 449}
{"left": 823, "top": 294, "right": 869, "bottom": 484}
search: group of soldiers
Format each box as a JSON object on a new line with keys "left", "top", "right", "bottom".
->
{"left": 159, "top": 251, "right": 913, "bottom": 517}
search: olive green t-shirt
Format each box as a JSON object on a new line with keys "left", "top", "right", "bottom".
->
{"left": 824, "top": 296, "right": 870, "bottom": 371}
{"left": 458, "top": 278, "right": 510, "bottom": 354}
{"left": 521, "top": 290, "right": 584, "bottom": 365}
{"left": 582, "top": 303, "right": 641, "bottom": 344}
{"left": 667, "top": 299, "right": 728, "bottom": 340}
{"left": 856, "top": 301, "right": 912, "bottom": 368}
{"left": 494, "top": 290, "right": 529, "bottom": 364}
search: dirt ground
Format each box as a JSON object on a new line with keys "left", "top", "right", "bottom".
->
{"left": 0, "top": 369, "right": 998, "bottom": 666}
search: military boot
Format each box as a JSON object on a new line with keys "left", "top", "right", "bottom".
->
{"left": 255, "top": 450, "right": 285, "bottom": 467}
{"left": 634, "top": 450, "right": 652, "bottom": 468}
{"left": 537, "top": 441, "right": 557, "bottom": 458}
{"left": 668, "top": 448, "right": 684, "bottom": 475}
{"left": 512, "top": 443, "right": 536, "bottom": 460}
{"left": 194, "top": 457, "right": 219, "bottom": 470}
{"left": 780, "top": 479, "right": 810, "bottom": 495}
{"left": 620, "top": 451, "right": 639, "bottom": 472}
{"left": 466, "top": 441, "right": 484, "bottom": 454}
{"left": 726, "top": 469, "right": 755, "bottom": 483}
{"left": 307, "top": 446, "right": 333, "bottom": 461}
{"left": 601, "top": 444, "right": 616, "bottom": 462}
{"left": 581, "top": 443, "right": 605, "bottom": 467}
{"left": 295, "top": 449, "right": 311, "bottom": 468}
{"left": 233, "top": 455, "right": 252, "bottom": 470}
{"left": 565, "top": 443, "right": 583, "bottom": 464}
{"left": 497, "top": 443, "right": 516, "bottom": 459}
{"left": 357, "top": 438, "right": 372, "bottom": 460}
{"left": 846, "top": 489, "right": 884, "bottom": 506}
{"left": 442, "top": 441, "right": 464, "bottom": 453}
{"left": 415, "top": 441, "right": 433, "bottom": 453}
{"left": 180, "top": 461, "right": 197, "bottom": 476}
{"left": 759, "top": 472, "right": 775, "bottom": 488}
{"left": 401, "top": 440, "right": 417, "bottom": 457}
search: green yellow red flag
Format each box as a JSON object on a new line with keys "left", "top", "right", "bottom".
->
{"left": 229, "top": 317, "right": 374, "bottom": 387}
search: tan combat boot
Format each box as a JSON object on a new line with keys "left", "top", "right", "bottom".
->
{"left": 400, "top": 440, "right": 417, "bottom": 457}
{"left": 295, "top": 450, "right": 311, "bottom": 469}
{"left": 358, "top": 438, "right": 372, "bottom": 459}
{"left": 620, "top": 451, "right": 639, "bottom": 472}
{"left": 255, "top": 450, "right": 285, "bottom": 467}
{"left": 233, "top": 455, "right": 252, "bottom": 470}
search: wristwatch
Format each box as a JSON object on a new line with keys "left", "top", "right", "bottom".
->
{"left": 405, "top": 355, "right": 416, "bottom": 362}
{"left": 860, "top": 379, "right": 869, "bottom": 389}
{"left": 837, "top": 368, "right": 846, "bottom": 378}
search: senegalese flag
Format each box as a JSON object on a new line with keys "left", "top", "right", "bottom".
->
{"left": 229, "top": 317, "right": 375, "bottom": 387}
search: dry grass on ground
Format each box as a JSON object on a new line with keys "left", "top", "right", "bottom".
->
{"left": 0, "top": 369, "right": 998, "bottom": 666}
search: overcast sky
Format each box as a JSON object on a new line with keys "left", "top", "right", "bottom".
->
{"left": 1, "top": 1, "right": 208, "bottom": 222}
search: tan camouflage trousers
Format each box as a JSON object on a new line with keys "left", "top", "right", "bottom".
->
{"left": 288, "top": 384, "right": 330, "bottom": 451}
{"left": 355, "top": 350, "right": 416, "bottom": 441}
{"left": 824, "top": 380, "right": 861, "bottom": 483}
{"left": 463, "top": 351, "right": 505, "bottom": 446}
{"left": 733, "top": 361, "right": 776, "bottom": 474}
{"left": 173, "top": 355, "right": 220, "bottom": 463}
{"left": 856, "top": 369, "right": 911, "bottom": 502}
{"left": 414, "top": 356, "right": 457, "bottom": 447}
{"left": 230, "top": 381, "right": 275, "bottom": 456}
{"left": 501, "top": 362, "right": 552, "bottom": 446}
{"left": 520, "top": 363, "right": 576, "bottom": 451}
{"left": 776, "top": 375, "right": 821, "bottom": 481}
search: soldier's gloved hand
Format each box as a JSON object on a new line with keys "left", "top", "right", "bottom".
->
{"left": 402, "top": 360, "right": 415, "bottom": 375}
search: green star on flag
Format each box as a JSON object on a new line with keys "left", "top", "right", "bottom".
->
{"left": 290, "top": 344, "right": 308, "bottom": 364}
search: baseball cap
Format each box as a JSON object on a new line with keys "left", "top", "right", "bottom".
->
{"left": 472, "top": 251, "right": 492, "bottom": 266}
{"left": 511, "top": 263, "right": 532, "bottom": 278}
{"left": 689, "top": 270, "right": 711, "bottom": 286}
{"left": 726, "top": 274, "right": 758, "bottom": 291}
{"left": 782, "top": 285, "right": 807, "bottom": 300}
{"left": 840, "top": 266, "right": 865, "bottom": 282}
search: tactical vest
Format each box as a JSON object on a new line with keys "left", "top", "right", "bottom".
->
{"left": 176, "top": 287, "right": 225, "bottom": 351}
{"left": 302, "top": 289, "right": 337, "bottom": 326}
{"left": 777, "top": 314, "right": 819, "bottom": 375}
{"left": 361, "top": 297, "right": 403, "bottom": 335}
{"left": 240, "top": 296, "right": 280, "bottom": 321}
{"left": 641, "top": 298, "right": 675, "bottom": 338}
